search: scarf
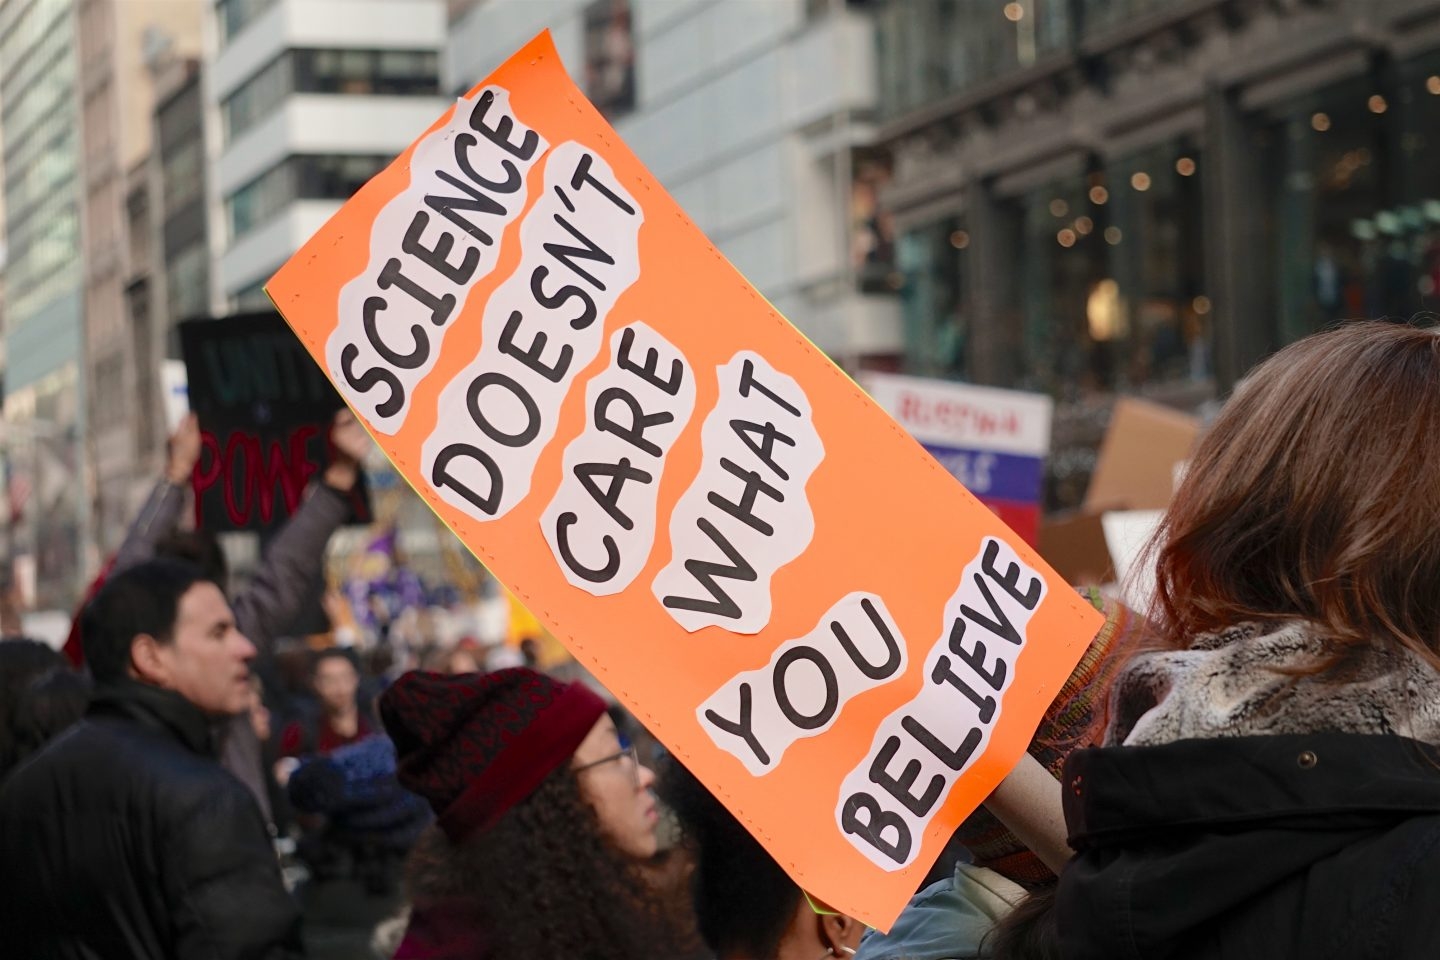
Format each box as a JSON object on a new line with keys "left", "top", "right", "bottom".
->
{"left": 1106, "top": 621, "right": 1440, "bottom": 748}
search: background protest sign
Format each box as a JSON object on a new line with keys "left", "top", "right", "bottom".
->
{"left": 862, "top": 373, "right": 1053, "bottom": 546}
{"left": 180, "top": 313, "right": 372, "bottom": 534}
{"left": 266, "top": 31, "right": 1103, "bottom": 929}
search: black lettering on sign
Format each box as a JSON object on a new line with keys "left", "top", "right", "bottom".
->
{"left": 653, "top": 352, "right": 825, "bottom": 634}
{"left": 541, "top": 323, "right": 693, "bottom": 594}
{"left": 422, "top": 143, "right": 645, "bottom": 522}
{"left": 697, "top": 593, "right": 908, "bottom": 776}
{"left": 329, "top": 86, "right": 547, "bottom": 434}
{"left": 836, "top": 538, "right": 1049, "bottom": 870}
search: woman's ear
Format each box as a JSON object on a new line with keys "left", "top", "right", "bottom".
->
{"left": 820, "top": 913, "right": 865, "bottom": 956}
{"left": 130, "top": 633, "right": 170, "bottom": 686}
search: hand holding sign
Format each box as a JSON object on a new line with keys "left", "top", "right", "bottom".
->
{"left": 265, "top": 31, "right": 1101, "bottom": 929}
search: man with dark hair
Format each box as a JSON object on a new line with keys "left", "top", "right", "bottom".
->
{"left": 88, "top": 409, "right": 372, "bottom": 825}
{"left": 0, "top": 559, "right": 303, "bottom": 959}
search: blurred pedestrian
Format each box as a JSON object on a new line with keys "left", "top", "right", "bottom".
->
{"left": 660, "top": 758, "right": 864, "bottom": 960}
{"left": 279, "top": 648, "right": 373, "bottom": 761}
{"left": 380, "top": 668, "right": 679, "bottom": 959}
{"left": 0, "top": 559, "right": 302, "bottom": 958}
{"left": 87, "top": 409, "right": 371, "bottom": 824}
{"left": 1052, "top": 322, "right": 1440, "bottom": 959}
{"left": 0, "top": 639, "right": 87, "bottom": 783}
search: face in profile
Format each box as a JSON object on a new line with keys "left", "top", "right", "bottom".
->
{"left": 150, "top": 582, "right": 256, "bottom": 716}
{"left": 572, "top": 715, "right": 659, "bottom": 860}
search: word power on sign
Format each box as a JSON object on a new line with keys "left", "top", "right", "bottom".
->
{"left": 838, "top": 538, "right": 1046, "bottom": 869}
{"left": 699, "top": 592, "right": 907, "bottom": 776}
{"left": 542, "top": 322, "right": 696, "bottom": 593}
{"left": 332, "top": 88, "right": 548, "bottom": 435}
{"left": 653, "top": 352, "right": 825, "bottom": 634}
{"left": 423, "top": 142, "right": 643, "bottom": 520}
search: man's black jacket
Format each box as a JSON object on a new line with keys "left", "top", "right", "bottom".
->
{"left": 1057, "top": 733, "right": 1440, "bottom": 959}
{"left": 0, "top": 679, "right": 303, "bottom": 959}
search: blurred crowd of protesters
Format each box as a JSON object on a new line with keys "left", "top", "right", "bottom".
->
{"left": 3, "top": 321, "right": 1440, "bottom": 959}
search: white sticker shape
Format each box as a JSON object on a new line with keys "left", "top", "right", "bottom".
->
{"left": 652, "top": 352, "right": 825, "bottom": 634}
{"left": 541, "top": 322, "right": 697, "bottom": 594}
{"left": 421, "top": 140, "right": 644, "bottom": 521}
{"left": 835, "top": 537, "right": 1047, "bottom": 870}
{"left": 698, "top": 592, "right": 908, "bottom": 776}
{"left": 329, "top": 86, "right": 549, "bottom": 435}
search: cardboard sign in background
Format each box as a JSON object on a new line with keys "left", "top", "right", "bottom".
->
{"left": 180, "top": 313, "right": 372, "bottom": 534}
{"left": 267, "top": 32, "right": 1101, "bottom": 928}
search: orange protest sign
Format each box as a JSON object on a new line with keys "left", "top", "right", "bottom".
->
{"left": 266, "top": 31, "right": 1102, "bottom": 929}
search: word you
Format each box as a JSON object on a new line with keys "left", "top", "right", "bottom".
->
{"left": 837, "top": 538, "right": 1046, "bottom": 869}
{"left": 698, "top": 592, "right": 907, "bottom": 776}
{"left": 652, "top": 352, "right": 825, "bottom": 634}
{"left": 542, "top": 322, "right": 696, "bottom": 593}
{"left": 423, "top": 141, "right": 643, "bottom": 521}
{"left": 330, "top": 87, "right": 548, "bottom": 435}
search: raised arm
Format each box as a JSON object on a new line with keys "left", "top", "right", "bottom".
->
{"left": 231, "top": 410, "right": 371, "bottom": 656}
{"left": 111, "top": 415, "right": 202, "bottom": 573}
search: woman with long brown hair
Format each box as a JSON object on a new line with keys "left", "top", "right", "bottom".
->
{"left": 378, "top": 667, "right": 676, "bottom": 959}
{"left": 1050, "top": 322, "right": 1440, "bottom": 959}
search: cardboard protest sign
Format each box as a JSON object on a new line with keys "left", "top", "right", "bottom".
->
{"left": 862, "top": 373, "right": 1053, "bottom": 546}
{"left": 266, "top": 31, "right": 1102, "bottom": 929}
{"left": 180, "top": 314, "right": 371, "bottom": 534}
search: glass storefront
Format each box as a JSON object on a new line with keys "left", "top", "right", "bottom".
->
{"left": 1259, "top": 58, "right": 1440, "bottom": 342}
{"left": 898, "top": 216, "right": 967, "bottom": 379}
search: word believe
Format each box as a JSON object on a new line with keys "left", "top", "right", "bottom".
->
{"left": 652, "top": 353, "right": 825, "bottom": 634}
{"left": 837, "top": 538, "right": 1045, "bottom": 869}
{"left": 330, "top": 88, "right": 548, "bottom": 435}
{"left": 542, "top": 323, "right": 696, "bottom": 594}
{"left": 698, "top": 592, "right": 907, "bottom": 776}
{"left": 423, "top": 141, "right": 643, "bottom": 521}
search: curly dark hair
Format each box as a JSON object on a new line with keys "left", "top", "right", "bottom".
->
{"left": 405, "top": 764, "right": 676, "bottom": 959}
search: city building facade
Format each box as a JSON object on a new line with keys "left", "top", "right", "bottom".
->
{"left": 204, "top": 0, "right": 448, "bottom": 311}
{"left": 872, "top": 0, "right": 1440, "bottom": 507}
{"left": 0, "top": 0, "right": 90, "bottom": 606}
{"left": 445, "top": 0, "right": 903, "bottom": 366}
{"left": 78, "top": 0, "right": 202, "bottom": 555}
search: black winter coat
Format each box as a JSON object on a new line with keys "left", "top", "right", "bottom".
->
{"left": 1056, "top": 733, "right": 1440, "bottom": 960}
{"left": 0, "top": 680, "right": 303, "bottom": 959}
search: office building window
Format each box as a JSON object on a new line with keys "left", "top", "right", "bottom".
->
{"left": 583, "top": 0, "right": 636, "bottom": 120}
{"left": 876, "top": 0, "right": 1072, "bottom": 119}
{"left": 224, "top": 49, "right": 440, "bottom": 142}
{"left": 217, "top": 0, "right": 278, "bottom": 48}
{"left": 899, "top": 216, "right": 967, "bottom": 379}
{"left": 228, "top": 154, "right": 390, "bottom": 239}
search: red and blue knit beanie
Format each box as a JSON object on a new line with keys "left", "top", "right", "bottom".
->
{"left": 379, "top": 667, "right": 607, "bottom": 842}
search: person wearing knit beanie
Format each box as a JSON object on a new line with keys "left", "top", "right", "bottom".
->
{"left": 379, "top": 667, "right": 679, "bottom": 959}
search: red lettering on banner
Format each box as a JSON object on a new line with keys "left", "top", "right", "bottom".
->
{"left": 192, "top": 426, "right": 322, "bottom": 528}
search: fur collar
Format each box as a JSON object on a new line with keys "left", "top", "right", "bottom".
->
{"left": 1106, "top": 621, "right": 1440, "bottom": 748}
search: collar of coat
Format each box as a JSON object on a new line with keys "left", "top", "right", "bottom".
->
{"left": 88, "top": 677, "right": 219, "bottom": 757}
{"left": 1104, "top": 620, "right": 1440, "bottom": 748}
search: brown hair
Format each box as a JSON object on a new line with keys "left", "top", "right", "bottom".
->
{"left": 1144, "top": 321, "right": 1440, "bottom": 672}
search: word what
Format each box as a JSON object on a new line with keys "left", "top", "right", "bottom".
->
{"left": 652, "top": 352, "right": 825, "bottom": 634}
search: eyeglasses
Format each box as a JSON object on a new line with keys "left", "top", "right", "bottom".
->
{"left": 573, "top": 744, "right": 641, "bottom": 787}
